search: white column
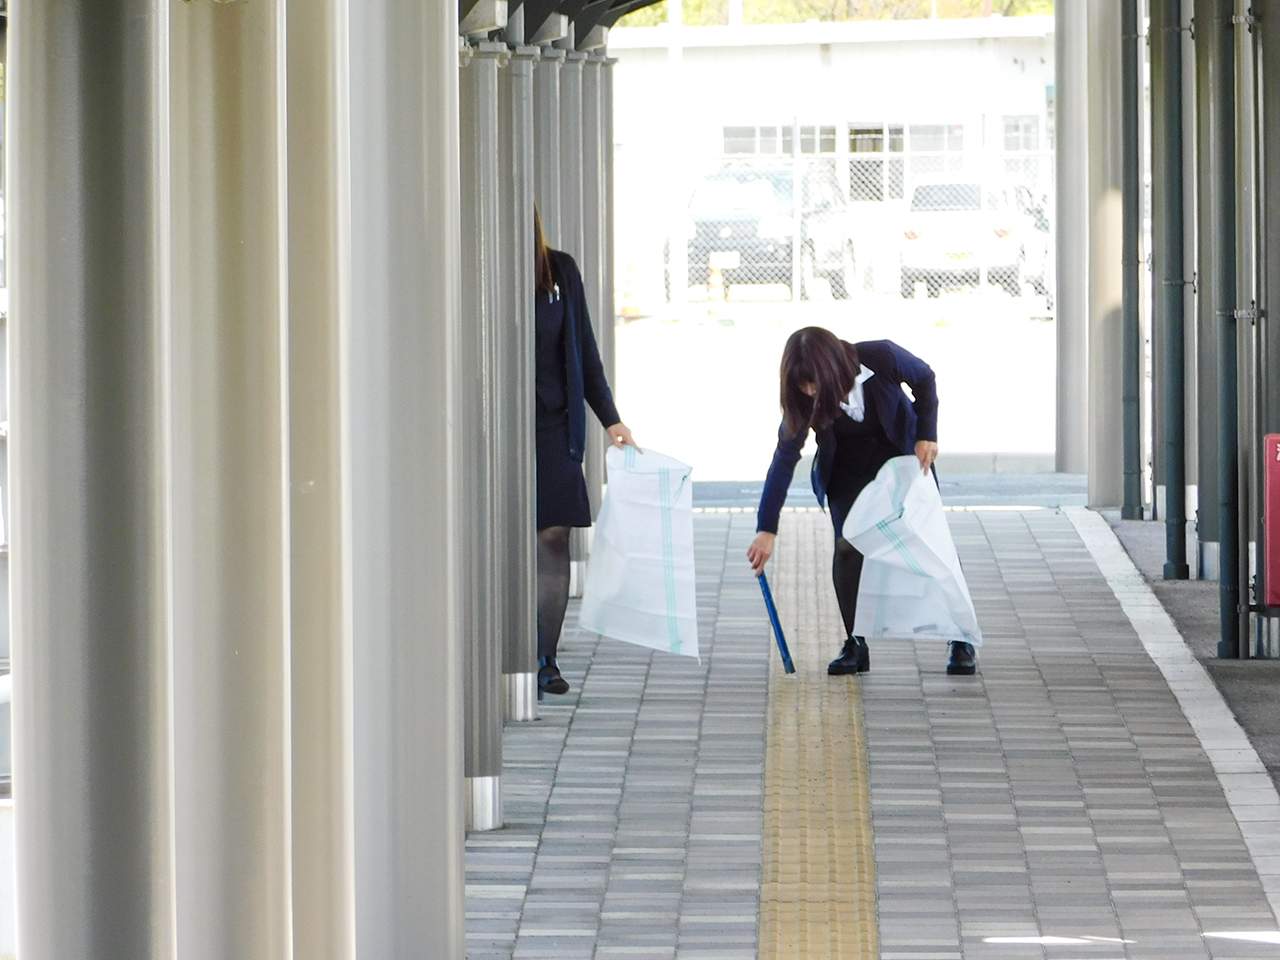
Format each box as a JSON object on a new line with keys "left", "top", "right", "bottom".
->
{"left": 9, "top": 4, "right": 174, "bottom": 956}
{"left": 1056, "top": 0, "right": 1090, "bottom": 475}
{"left": 169, "top": 4, "right": 293, "bottom": 956}
{"left": 500, "top": 46, "right": 541, "bottom": 722}
{"left": 534, "top": 49, "right": 566, "bottom": 245}
{"left": 579, "top": 55, "right": 608, "bottom": 524}
{"left": 603, "top": 57, "right": 619, "bottom": 387}
{"left": 347, "top": 0, "right": 466, "bottom": 953}
{"left": 285, "top": 0, "right": 355, "bottom": 954}
{"left": 459, "top": 42, "right": 506, "bottom": 832}
{"left": 1087, "top": 0, "right": 1125, "bottom": 506}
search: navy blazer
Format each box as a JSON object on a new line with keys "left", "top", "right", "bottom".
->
{"left": 756, "top": 339, "right": 938, "bottom": 534}
{"left": 550, "top": 249, "right": 620, "bottom": 462}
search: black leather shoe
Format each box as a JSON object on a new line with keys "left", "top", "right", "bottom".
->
{"left": 828, "top": 636, "right": 870, "bottom": 675}
{"left": 946, "top": 642, "right": 976, "bottom": 676}
{"left": 538, "top": 656, "right": 570, "bottom": 695}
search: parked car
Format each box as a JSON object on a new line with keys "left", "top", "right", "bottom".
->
{"left": 899, "top": 180, "right": 1023, "bottom": 298}
{"left": 666, "top": 162, "right": 855, "bottom": 300}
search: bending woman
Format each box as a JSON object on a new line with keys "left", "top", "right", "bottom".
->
{"left": 534, "top": 210, "right": 638, "bottom": 695}
{"left": 745, "top": 326, "right": 975, "bottom": 676}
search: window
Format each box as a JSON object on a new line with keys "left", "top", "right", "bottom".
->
{"left": 1003, "top": 115, "right": 1040, "bottom": 151}
{"left": 908, "top": 124, "right": 964, "bottom": 153}
{"left": 849, "top": 126, "right": 884, "bottom": 154}
{"left": 723, "top": 126, "right": 757, "bottom": 154}
{"left": 723, "top": 125, "right": 838, "bottom": 156}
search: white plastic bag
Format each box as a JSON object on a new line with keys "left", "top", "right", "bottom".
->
{"left": 843, "top": 455, "right": 983, "bottom": 646}
{"left": 579, "top": 446, "right": 700, "bottom": 659}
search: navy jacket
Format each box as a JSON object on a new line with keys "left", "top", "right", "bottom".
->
{"left": 756, "top": 339, "right": 938, "bottom": 534}
{"left": 550, "top": 249, "right": 619, "bottom": 461}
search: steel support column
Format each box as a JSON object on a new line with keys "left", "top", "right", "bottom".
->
{"left": 534, "top": 48, "right": 566, "bottom": 245}
{"left": 348, "top": 0, "right": 466, "bottom": 951}
{"left": 582, "top": 55, "right": 610, "bottom": 516}
{"left": 1122, "top": 0, "right": 1144, "bottom": 521}
{"left": 459, "top": 43, "right": 506, "bottom": 832}
{"left": 602, "top": 57, "right": 619, "bottom": 388}
{"left": 1087, "top": 0, "right": 1126, "bottom": 507}
{"left": 9, "top": 4, "right": 174, "bottom": 956}
{"left": 285, "top": 0, "right": 356, "bottom": 952}
{"left": 499, "top": 46, "right": 540, "bottom": 722}
{"left": 1256, "top": 0, "right": 1280, "bottom": 650}
{"left": 1202, "top": 0, "right": 1241, "bottom": 656}
{"left": 169, "top": 5, "right": 294, "bottom": 955}
{"left": 1056, "top": 0, "right": 1090, "bottom": 475}
{"left": 1153, "top": 0, "right": 1191, "bottom": 577}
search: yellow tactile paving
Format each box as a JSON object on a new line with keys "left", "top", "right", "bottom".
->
{"left": 759, "top": 511, "right": 879, "bottom": 960}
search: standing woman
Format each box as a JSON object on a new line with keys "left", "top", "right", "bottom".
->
{"left": 534, "top": 210, "right": 638, "bottom": 695}
{"left": 746, "top": 327, "right": 976, "bottom": 676}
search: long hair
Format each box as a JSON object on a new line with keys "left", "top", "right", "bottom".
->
{"left": 779, "top": 327, "right": 861, "bottom": 437}
{"left": 534, "top": 207, "right": 556, "bottom": 293}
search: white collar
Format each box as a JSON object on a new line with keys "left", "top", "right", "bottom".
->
{"left": 839, "top": 366, "right": 875, "bottom": 422}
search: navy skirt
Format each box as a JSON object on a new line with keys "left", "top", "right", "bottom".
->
{"left": 536, "top": 408, "right": 593, "bottom": 529}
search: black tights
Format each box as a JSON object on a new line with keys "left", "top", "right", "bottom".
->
{"left": 537, "top": 525, "right": 572, "bottom": 660}
{"left": 832, "top": 536, "right": 865, "bottom": 640}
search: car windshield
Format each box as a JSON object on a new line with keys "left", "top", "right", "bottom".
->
{"left": 910, "top": 184, "right": 982, "bottom": 212}
{"left": 690, "top": 174, "right": 791, "bottom": 218}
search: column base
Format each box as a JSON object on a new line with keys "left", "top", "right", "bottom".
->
{"left": 465, "top": 776, "right": 502, "bottom": 832}
{"left": 505, "top": 672, "right": 538, "bottom": 722}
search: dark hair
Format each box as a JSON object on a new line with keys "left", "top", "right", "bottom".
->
{"left": 779, "top": 327, "right": 861, "bottom": 437}
{"left": 534, "top": 207, "right": 556, "bottom": 293}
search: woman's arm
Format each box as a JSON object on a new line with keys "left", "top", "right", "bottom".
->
{"left": 890, "top": 341, "right": 938, "bottom": 444}
{"left": 750, "top": 424, "right": 806, "bottom": 572}
{"left": 567, "top": 260, "right": 623, "bottom": 429}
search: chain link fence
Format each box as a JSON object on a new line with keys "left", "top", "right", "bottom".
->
{"left": 660, "top": 142, "right": 1053, "bottom": 306}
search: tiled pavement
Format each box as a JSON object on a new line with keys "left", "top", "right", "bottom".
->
{"left": 466, "top": 507, "right": 1280, "bottom": 959}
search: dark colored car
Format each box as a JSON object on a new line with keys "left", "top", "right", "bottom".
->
{"left": 666, "top": 162, "right": 855, "bottom": 300}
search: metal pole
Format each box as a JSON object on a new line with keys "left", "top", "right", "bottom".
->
{"left": 285, "top": 0, "right": 356, "bottom": 951}
{"left": 500, "top": 46, "right": 540, "bottom": 722}
{"left": 1087, "top": 0, "right": 1126, "bottom": 507}
{"left": 347, "top": 0, "right": 466, "bottom": 950}
{"left": 1122, "top": 0, "right": 1144, "bottom": 520}
{"left": 459, "top": 42, "right": 505, "bottom": 832}
{"left": 10, "top": 4, "right": 174, "bottom": 956}
{"left": 1206, "top": 0, "right": 1241, "bottom": 656}
{"left": 1153, "top": 0, "right": 1191, "bottom": 576}
{"left": 169, "top": 4, "right": 294, "bottom": 954}
{"left": 1056, "top": 0, "right": 1090, "bottom": 475}
{"left": 582, "top": 56, "right": 608, "bottom": 519}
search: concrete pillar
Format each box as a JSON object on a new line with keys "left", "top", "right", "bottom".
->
{"left": 1055, "top": 0, "right": 1090, "bottom": 475}
{"left": 1086, "top": 0, "right": 1125, "bottom": 507}
{"left": 534, "top": 48, "right": 566, "bottom": 245}
{"left": 169, "top": 4, "right": 293, "bottom": 955}
{"left": 459, "top": 42, "right": 506, "bottom": 832}
{"left": 500, "top": 46, "right": 541, "bottom": 722}
{"left": 9, "top": 4, "right": 174, "bottom": 956}
{"left": 285, "top": 0, "right": 355, "bottom": 953}
{"left": 347, "top": 0, "right": 466, "bottom": 952}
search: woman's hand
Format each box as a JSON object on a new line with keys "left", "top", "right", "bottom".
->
{"left": 915, "top": 440, "right": 939, "bottom": 474}
{"left": 747, "top": 531, "right": 776, "bottom": 574}
{"left": 607, "top": 422, "right": 641, "bottom": 452}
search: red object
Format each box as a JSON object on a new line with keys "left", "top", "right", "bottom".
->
{"left": 1267, "top": 434, "right": 1280, "bottom": 607}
